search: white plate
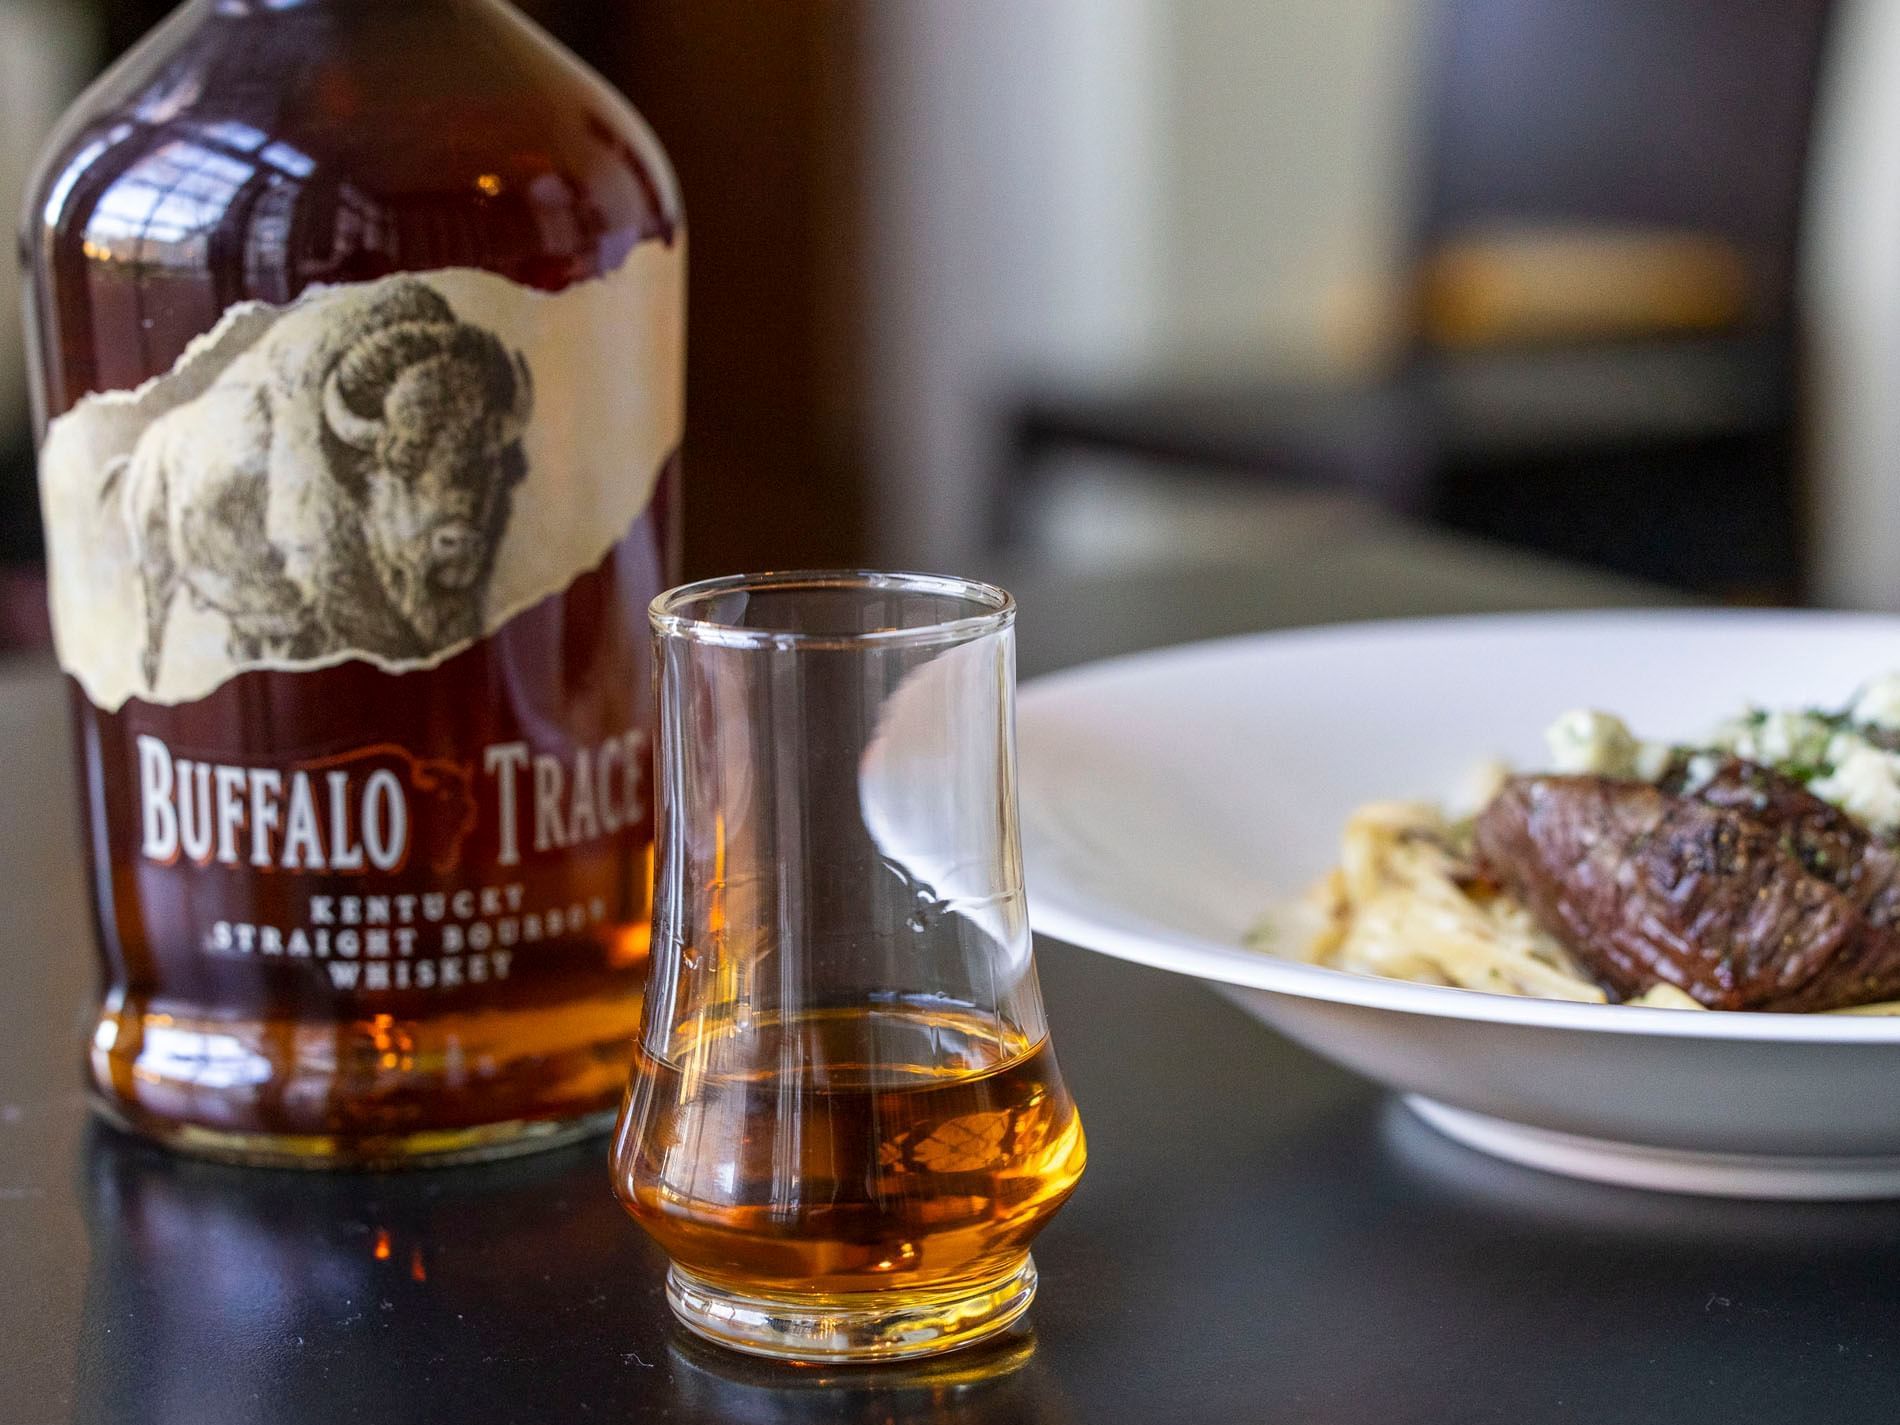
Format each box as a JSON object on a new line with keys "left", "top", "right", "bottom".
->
{"left": 1017, "top": 610, "right": 1900, "bottom": 1198}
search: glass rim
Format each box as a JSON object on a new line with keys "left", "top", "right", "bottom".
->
{"left": 650, "top": 570, "right": 1016, "bottom": 651}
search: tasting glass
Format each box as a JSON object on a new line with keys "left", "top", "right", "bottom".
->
{"left": 611, "top": 572, "right": 1085, "bottom": 1363}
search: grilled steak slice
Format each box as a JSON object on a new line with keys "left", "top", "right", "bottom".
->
{"left": 1689, "top": 758, "right": 1900, "bottom": 929}
{"left": 1474, "top": 775, "right": 1900, "bottom": 1011}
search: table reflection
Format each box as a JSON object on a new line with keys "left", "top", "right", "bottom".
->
{"left": 72, "top": 1122, "right": 1079, "bottom": 1424}
{"left": 1380, "top": 1100, "right": 1900, "bottom": 1255}
{"left": 72, "top": 1123, "right": 674, "bottom": 1425}
{"left": 666, "top": 1327, "right": 1077, "bottom": 1425}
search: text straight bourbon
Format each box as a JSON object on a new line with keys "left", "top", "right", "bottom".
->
{"left": 19, "top": 0, "right": 684, "bottom": 1165}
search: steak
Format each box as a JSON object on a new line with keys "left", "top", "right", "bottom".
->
{"left": 1474, "top": 768, "right": 1900, "bottom": 1011}
{"left": 1688, "top": 759, "right": 1900, "bottom": 929}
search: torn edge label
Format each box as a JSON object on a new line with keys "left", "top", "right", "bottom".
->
{"left": 39, "top": 236, "right": 685, "bottom": 711}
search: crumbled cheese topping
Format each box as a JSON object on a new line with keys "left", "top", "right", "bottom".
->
{"left": 1545, "top": 708, "right": 1670, "bottom": 782}
{"left": 1535, "top": 672, "right": 1900, "bottom": 837}
{"left": 1545, "top": 709, "right": 1640, "bottom": 777}
{"left": 1811, "top": 734, "right": 1900, "bottom": 836}
{"left": 1632, "top": 740, "right": 1675, "bottom": 783}
{"left": 1711, "top": 709, "right": 1835, "bottom": 770}
{"left": 1852, "top": 673, "right": 1900, "bottom": 732}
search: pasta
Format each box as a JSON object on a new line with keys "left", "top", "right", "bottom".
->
{"left": 1266, "top": 797, "right": 1900, "bottom": 1015}
{"left": 1275, "top": 801, "right": 1702, "bottom": 1008}
{"left": 1248, "top": 680, "right": 1900, "bottom": 1014}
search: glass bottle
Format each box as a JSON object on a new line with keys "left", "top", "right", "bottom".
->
{"left": 19, "top": 0, "right": 684, "bottom": 1166}
{"left": 613, "top": 572, "right": 1086, "bottom": 1361}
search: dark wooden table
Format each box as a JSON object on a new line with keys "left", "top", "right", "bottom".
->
{"left": 8, "top": 528, "right": 1899, "bottom": 1424}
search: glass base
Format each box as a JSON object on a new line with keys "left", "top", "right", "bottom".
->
{"left": 665, "top": 1255, "right": 1039, "bottom": 1363}
{"left": 89, "top": 1094, "right": 619, "bottom": 1170}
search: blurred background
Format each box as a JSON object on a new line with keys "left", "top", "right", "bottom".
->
{"left": 8, "top": 0, "right": 1900, "bottom": 633}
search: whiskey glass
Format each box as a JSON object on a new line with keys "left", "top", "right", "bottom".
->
{"left": 611, "top": 572, "right": 1085, "bottom": 1362}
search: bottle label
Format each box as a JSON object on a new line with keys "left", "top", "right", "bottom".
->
{"left": 125, "top": 725, "right": 654, "bottom": 994}
{"left": 38, "top": 240, "right": 684, "bottom": 711}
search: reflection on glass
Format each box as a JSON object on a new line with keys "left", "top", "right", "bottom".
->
{"left": 67, "top": 115, "right": 334, "bottom": 364}
{"left": 90, "top": 138, "right": 256, "bottom": 267}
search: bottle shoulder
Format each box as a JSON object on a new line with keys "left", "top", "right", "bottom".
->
{"left": 24, "top": 0, "right": 680, "bottom": 298}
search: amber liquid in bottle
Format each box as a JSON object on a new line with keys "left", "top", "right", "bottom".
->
{"left": 21, "top": 0, "right": 682, "bottom": 1164}
{"left": 613, "top": 1006, "right": 1087, "bottom": 1299}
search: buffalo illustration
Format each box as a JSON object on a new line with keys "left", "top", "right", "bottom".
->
{"left": 110, "top": 278, "right": 533, "bottom": 687}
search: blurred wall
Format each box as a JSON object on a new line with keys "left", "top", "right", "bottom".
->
{"left": 1163, "top": 0, "right": 1417, "bottom": 376}
{"left": 1, "top": 1, "right": 96, "bottom": 445}
{"left": 0, "top": 0, "right": 95, "bottom": 581}
{"left": 863, "top": 0, "right": 1164, "bottom": 568}
{"left": 1806, "top": 0, "right": 1900, "bottom": 611}
{"left": 863, "top": 0, "right": 1419, "bottom": 569}
{"left": 602, "top": 1, "right": 869, "bottom": 578}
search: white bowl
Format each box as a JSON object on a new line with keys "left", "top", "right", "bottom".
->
{"left": 1017, "top": 610, "right": 1900, "bottom": 1198}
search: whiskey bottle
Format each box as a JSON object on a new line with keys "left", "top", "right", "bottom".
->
{"left": 19, "top": 0, "right": 684, "bottom": 1166}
